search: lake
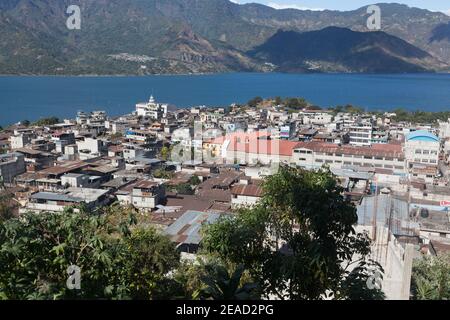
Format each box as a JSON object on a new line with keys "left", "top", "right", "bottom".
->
{"left": 1, "top": 73, "right": 450, "bottom": 126}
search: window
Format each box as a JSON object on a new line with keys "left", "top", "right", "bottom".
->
{"left": 423, "top": 150, "right": 430, "bottom": 155}
{"left": 415, "top": 150, "right": 422, "bottom": 154}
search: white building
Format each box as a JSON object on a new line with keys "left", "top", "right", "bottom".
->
{"left": 23, "top": 188, "right": 109, "bottom": 213}
{"left": 231, "top": 183, "right": 263, "bottom": 208}
{"left": 116, "top": 180, "right": 165, "bottom": 211}
{"left": 292, "top": 142, "right": 406, "bottom": 174}
{"left": 348, "top": 123, "right": 373, "bottom": 147}
{"left": 404, "top": 130, "right": 440, "bottom": 169}
{"left": 136, "top": 96, "right": 168, "bottom": 120}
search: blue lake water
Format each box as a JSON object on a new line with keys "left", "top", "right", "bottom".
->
{"left": 1, "top": 73, "right": 450, "bottom": 126}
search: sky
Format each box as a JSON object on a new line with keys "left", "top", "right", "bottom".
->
{"left": 232, "top": 1, "right": 450, "bottom": 15}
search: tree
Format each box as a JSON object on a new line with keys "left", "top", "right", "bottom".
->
{"left": 119, "top": 228, "right": 180, "bottom": 300}
{"left": 160, "top": 146, "right": 170, "bottom": 161}
{"left": 20, "top": 120, "right": 30, "bottom": 127}
{"left": 274, "top": 96, "right": 282, "bottom": 106}
{"left": 0, "top": 193, "right": 15, "bottom": 222}
{"left": 0, "top": 208, "right": 180, "bottom": 300}
{"left": 248, "top": 97, "right": 263, "bottom": 108}
{"left": 202, "top": 166, "right": 384, "bottom": 300}
{"left": 284, "top": 97, "right": 308, "bottom": 110}
{"left": 189, "top": 175, "right": 201, "bottom": 186}
{"left": 175, "top": 183, "right": 194, "bottom": 195}
{"left": 193, "top": 264, "right": 260, "bottom": 300}
{"left": 32, "top": 117, "right": 59, "bottom": 127}
{"left": 411, "top": 254, "right": 450, "bottom": 300}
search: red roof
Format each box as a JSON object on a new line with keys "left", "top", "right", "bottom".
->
{"left": 228, "top": 138, "right": 301, "bottom": 156}
{"left": 210, "top": 131, "right": 270, "bottom": 145}
{"left": 295, "top": 142, "right": 404, "bottom": 159}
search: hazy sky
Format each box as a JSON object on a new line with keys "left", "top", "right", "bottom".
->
{"left": 232, "top": 1, "right": 450, "bottom": 14}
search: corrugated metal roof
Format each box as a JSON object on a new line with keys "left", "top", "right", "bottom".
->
{"left": 164, "top": 210, "right": 222, "bottom": 245}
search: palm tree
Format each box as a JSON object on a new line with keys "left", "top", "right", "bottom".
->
{"left": 194, "top": 264, "right": 259, "bottom": 300}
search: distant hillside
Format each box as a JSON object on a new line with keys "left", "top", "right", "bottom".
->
{"left": 0, "top": 1, "right": 449, "bottom": 75}
{"left": 248, "top": 27, "right": 447, "bottom": 73}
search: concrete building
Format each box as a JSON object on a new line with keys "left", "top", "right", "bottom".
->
{"left": 61, "top": 173, "right": 102, "bottom": 189}
{"left": 52, "top": 132, "right": 76, "bottom": 154}
{"left": 135, "top": 96, "right": 168, "bottom": 120}
{"left": 10, "top": 133, "right": 34, "bottom": 149}
{"left": 405, "top": 130, "right": 440, "bottom": 168}
{"left": 231, "top": 183, "right": 263, "bottom": 208}
{"left": 116, "top": 179, "right": 165, "bottom": 211}
{"left": 348, "top": 123, "right": 373, "bottom": 147}
{"left": 292, "top": 142, "right": 406, "bottom": 174}
{"left": 0, "top": 152, "right": 26, "bottom": 183}
{"left": 23, "top": 188, "right": 110, "bottom": 213}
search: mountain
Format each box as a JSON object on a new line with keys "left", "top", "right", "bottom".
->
{"left": 0, "top": 0, "right": 449, "bottom": 75}
{"left": 248, "top": 27, "right": 446, "bottom": 73}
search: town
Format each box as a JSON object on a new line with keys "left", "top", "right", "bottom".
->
{"left": 1, "top": 95, "right": 450, "bottom": 300}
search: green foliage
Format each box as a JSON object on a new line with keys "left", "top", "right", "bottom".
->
{"left": 202, "top": 166, "right": 384, "bottom": 300}
{"left": 20, "top": 120, "right": 30, "bottom": 127}
{"left": 32, "top": 117, "right": 59, "bottom": 127}
{"left": 109, "top": 132, "right": 124, "bottom": 140}
{"left": 284, "top": 97, "right": 308, "bottom": 110}
{"left": 411, "top": 254, "right": 450, "bottom": 300}
{"left": 0, "top": 193, "right": 15, "bottom": 222}
{"left": 153, "top": 169, "right": 174, "bottom": 179}
{"left": 174, "top": 183, "right": 195, "bottom": 195}
{"left": 247, "top": 97, "right": 263, "bottom": 108}
{"left": 160, "top": 146, "right": 170, "bottom": 161}
{"left": 189, "top": 175, "right": 202, "bottom": 186}
{"left": 392, "top": 108, "right": 450, "bottom": 124}
{"left": 119, "top": 228, "right": 181, "bottom": 300}
{"left": 0, "top": 209, "right": 180, "bottom": 300}
{"left": 330, "top": 104, "right": 364, "bottom": 115}
{"left": 193, "top": 264, "right": 260, "bottom": 300}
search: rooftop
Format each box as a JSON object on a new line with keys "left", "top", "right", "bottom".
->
{"left": 406, "top": 130, "right": 439, "bottom": 143}
{"left": 164, "top": 210, "right": 223, "bottom": 245}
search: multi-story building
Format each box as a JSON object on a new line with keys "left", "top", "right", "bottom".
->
{"left": 116, "top": 179, "right": 165, "bottom": 211}
{"left": 52, "top": 132, "right": 76, "bottom": 154}
{"left": 135, "top": 96, "right": 168, "bottom": 120}
{"left": 404, "top": 130, "right": 440, "bottom": 169}
{"left": 348, "top": 123, "right": 373, "bottom": 146}
{"left": 292, "top": 142, "right": 406, "bottom": 174}
{"left": 0, "top": 152, "right": 26, "bottom": 183}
